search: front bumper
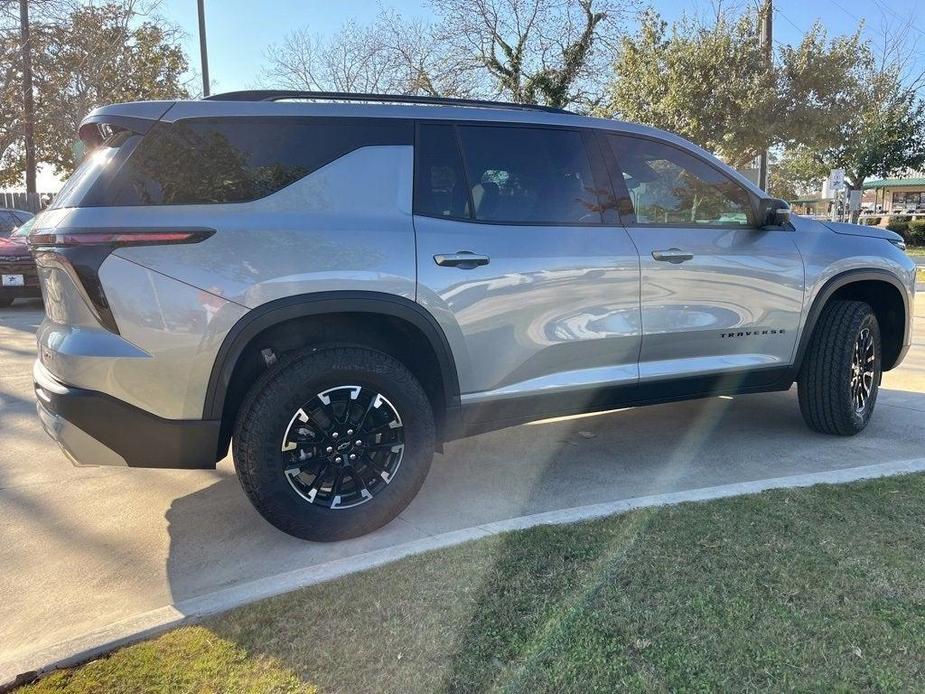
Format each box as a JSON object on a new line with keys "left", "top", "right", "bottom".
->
{"left": 34, "top": 360, "right": 221, "bottom": 469}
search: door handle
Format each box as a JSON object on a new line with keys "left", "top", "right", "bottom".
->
{"left": 434, "top": 251, "right": 491, "bottom": 269}
{"left": 651, "top": 248, "right": 694, "bottom": 264}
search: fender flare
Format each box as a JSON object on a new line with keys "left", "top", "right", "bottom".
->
{"left": 203, "top": 291, "right": 462, "bottom": 423}
{"left": 792, "top": 268, "right": 911, "bottom": 373}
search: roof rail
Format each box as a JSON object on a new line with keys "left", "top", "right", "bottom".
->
{"left": 202, "top": 90, "right": 572, "bottom": 115}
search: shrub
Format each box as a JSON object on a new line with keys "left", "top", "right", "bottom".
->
{"left": 886, "top": 215, "right": 912, "bottom": 237}
{"left": 863, "top": 216, "right": 881, "bottom": 226}
{"left": 907, "top": 218, "right": 925, "bottom": 247}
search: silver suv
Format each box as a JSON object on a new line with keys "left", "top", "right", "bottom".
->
{"left": 31, "top": 91, "right": 915, "bottom": 541}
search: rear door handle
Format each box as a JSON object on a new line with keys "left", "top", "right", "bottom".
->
{"left": 651, "top": 248, "right": 694, "bottom": 264}
{"left": 434, "top": 251, "right": 491, "bottom": 269}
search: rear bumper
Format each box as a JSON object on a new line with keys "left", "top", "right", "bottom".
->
{"left": 34, "top": 360, "right": 221, "bottom": 469}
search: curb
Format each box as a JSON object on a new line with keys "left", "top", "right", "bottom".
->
{"left": 5, "top": 456, "right": 925, "bottom": 689}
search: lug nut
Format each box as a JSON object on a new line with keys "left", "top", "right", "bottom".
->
{"left": 355, "top": 440, "right": 362, "bottom": 446}
{"left": 335, "top": 456, "right": 342, "bottom": 463}
{"left": 347, "top": 429, "right": 354, "bottom": 435}
{"left": 332, "top": 432, "right": 339, "bottom": 439}
{"left": 349, "top": 453, "right": 356, "bottom": 460}
{"left": 326, "top": 446, "right": 333, "bottom": 453}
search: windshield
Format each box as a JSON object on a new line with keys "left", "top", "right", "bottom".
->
{"left": 12, "top": 217, "right": 36, "bottom": 238}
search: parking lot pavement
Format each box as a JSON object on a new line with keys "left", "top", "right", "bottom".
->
{"left": 2, "top": 293, "right": 924, "bottom": 676}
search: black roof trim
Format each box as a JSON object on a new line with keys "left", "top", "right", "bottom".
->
{"left": 202, "top": 90, "right": 572, "bottom": 115}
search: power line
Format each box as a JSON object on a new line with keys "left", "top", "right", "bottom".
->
{"left": 827, "top": 0, "right": 862, "bottom": 25}
{"left": 867, "top": 0, "right": 925, "bottom": 37}
{"left": 774, "top": 7, "right": 804, "bottom": 35}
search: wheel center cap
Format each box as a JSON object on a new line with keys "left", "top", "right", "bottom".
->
{"left": 336, "top": 441, "right": 352, "bottom": 453}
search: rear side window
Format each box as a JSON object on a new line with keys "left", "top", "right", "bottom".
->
{"left": 97, "top": 117, "right": 411, "bottom": 206}
{"left": 458, "top": 126, "right": 603, "bottom": 225}
{"left": 607, "top": 134, "right": 755, "bottom": 227}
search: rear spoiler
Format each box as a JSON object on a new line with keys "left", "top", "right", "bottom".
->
{"left": 77, "top": 101, "right": 176, "bottom": 149}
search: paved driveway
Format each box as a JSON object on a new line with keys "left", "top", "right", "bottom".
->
{"left": 2, "top": 295, "right": 924, "bottom": 677}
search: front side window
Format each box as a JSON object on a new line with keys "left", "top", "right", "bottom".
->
{"left": 608, "top": 134, "right": 754, "bottom": 227}
{"left": 458, "top": 126, "right": 603, "bottom": 225}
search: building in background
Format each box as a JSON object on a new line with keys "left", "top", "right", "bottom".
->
{"left": 863, "top": 175, "right": 925, "bottom": 215}
{"left": 789, "top": 195, "right": 832, "bottom": 216}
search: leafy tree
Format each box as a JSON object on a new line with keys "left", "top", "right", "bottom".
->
{"left": 0, "top": 2, "right": 189, "bottom": 186}
{"left": 783, "top": 70, "right": 925, "bottom": 219}
{"left": 767, "top": 152, "right": 813, "bottom": 203}
{"left": 600, "top": 9, "right": 867, "bottom": 171}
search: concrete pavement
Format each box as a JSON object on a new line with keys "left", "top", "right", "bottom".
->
{"left": 2, "top": 294, "right": 924, "bottom": 681}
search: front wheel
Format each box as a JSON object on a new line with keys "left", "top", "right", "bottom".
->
{"left": 798, "top": 300, "right": 881, "bottom": 436}
{"left": 233, "top": 346, "right": 435, "bottom": 541}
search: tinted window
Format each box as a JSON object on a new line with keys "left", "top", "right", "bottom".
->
{"left": 0, "top": 211, "right": 18, "bottom": 234}
{"left": 458, "top": 126, "right": 602, "bottom": 224}
{"left": 103, "top": 117, "right": 411, "bottom": 206}
{"left": 414, "top": 124, "right": 469, "bottom": 219}
{"left": 50, "top": 130, "right": 139, "bottom": 210}
{"left": 608, "top": 135, "right": 754, "bottom": 227}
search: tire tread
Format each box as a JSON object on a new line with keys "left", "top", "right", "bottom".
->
{"left": 232, "top": 345, "right": 435, "bottom": 541}
{"left": 798, "top": 300, "right": 880, "bottom": 436}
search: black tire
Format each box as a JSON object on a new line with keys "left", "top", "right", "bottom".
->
{"left": 0, "top": 295, "right": 14, "bottom": 308}
{"left": 798, "top": 300, "right": 881, "bottom": 436}
{"left": 232, "top": 346, "right": 435, "bottom": 541}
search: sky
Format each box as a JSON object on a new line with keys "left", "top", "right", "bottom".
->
{"left": 161, "top": 0, "right": 925, "bottom": 94}
{"left": 28, "top": 0, "right": 925, "bottom": 191}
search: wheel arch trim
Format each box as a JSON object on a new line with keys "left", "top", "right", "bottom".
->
{"left": 794, "top": 268, "right": 911, "bottom": 373}
{"left": 203, "top": 291, "right": 462, "bottom": 423}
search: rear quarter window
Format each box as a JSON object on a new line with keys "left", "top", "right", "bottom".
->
{"left": 102, "top": 117, "right": 412, "bottom": 206}
{"left": 50, "top": 130, "right": 139, "bottom": 210}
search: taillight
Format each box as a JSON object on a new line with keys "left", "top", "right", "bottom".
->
{"left": 30, "top": 227, "right": 215, "bottom": 334}
{"left": 29, "top": 228, "right": 215, "bottom": 248}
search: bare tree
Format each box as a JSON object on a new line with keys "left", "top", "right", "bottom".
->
{"left": 376, "top": 8, "right": 476, "bottom": 97}
{"left": 262, "top": 22, "right": 407, "bottom": 93}
{"left": 261, "top": 10, "right": 473, "bottom": 97}
{"left": 429, "top": 0, "right": 632, "bottom": 108}
{"left": 260, "top": 0, "right": 628, "bottom": 108}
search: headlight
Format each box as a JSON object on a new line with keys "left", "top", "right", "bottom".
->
{"left": 889, "top": 238, "right": 907, "bottom": 251}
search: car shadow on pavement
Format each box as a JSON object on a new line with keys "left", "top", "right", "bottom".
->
{"left": 162, "top": 384, "right": 925, "bottom": 691}
{"left": 0, "top": 299, "right": 44, "bottom": 334}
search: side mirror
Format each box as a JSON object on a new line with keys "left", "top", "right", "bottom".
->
{"left": 758, "top": 198, "right": 791, "bottom": 228}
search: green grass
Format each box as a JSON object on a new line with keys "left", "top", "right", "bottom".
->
{"left": 906, "top": 246, "right": 925, "bottom": 257}
{"left": 20, "top": 474, "right": 925, "bottom": 693}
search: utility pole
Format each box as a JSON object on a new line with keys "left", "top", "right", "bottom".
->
{"left": 758, "top": 0, "right": 772, "bottom": 192}
{"left": 197, "top": 0, "right": 210, "bottom": 97}
{"left": 19, "top": 0, "right": 36, "bottom": 194}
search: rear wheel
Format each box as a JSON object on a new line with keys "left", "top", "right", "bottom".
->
{"left": 798, "top": 300, "right": 881, "bottom": 436}
{"left": 233, "top": 346, "right": 435, "bottom": 541}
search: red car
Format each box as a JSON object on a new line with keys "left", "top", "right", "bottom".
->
{"left": 0, "top": 217, "right": 41, "bottom": 307}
